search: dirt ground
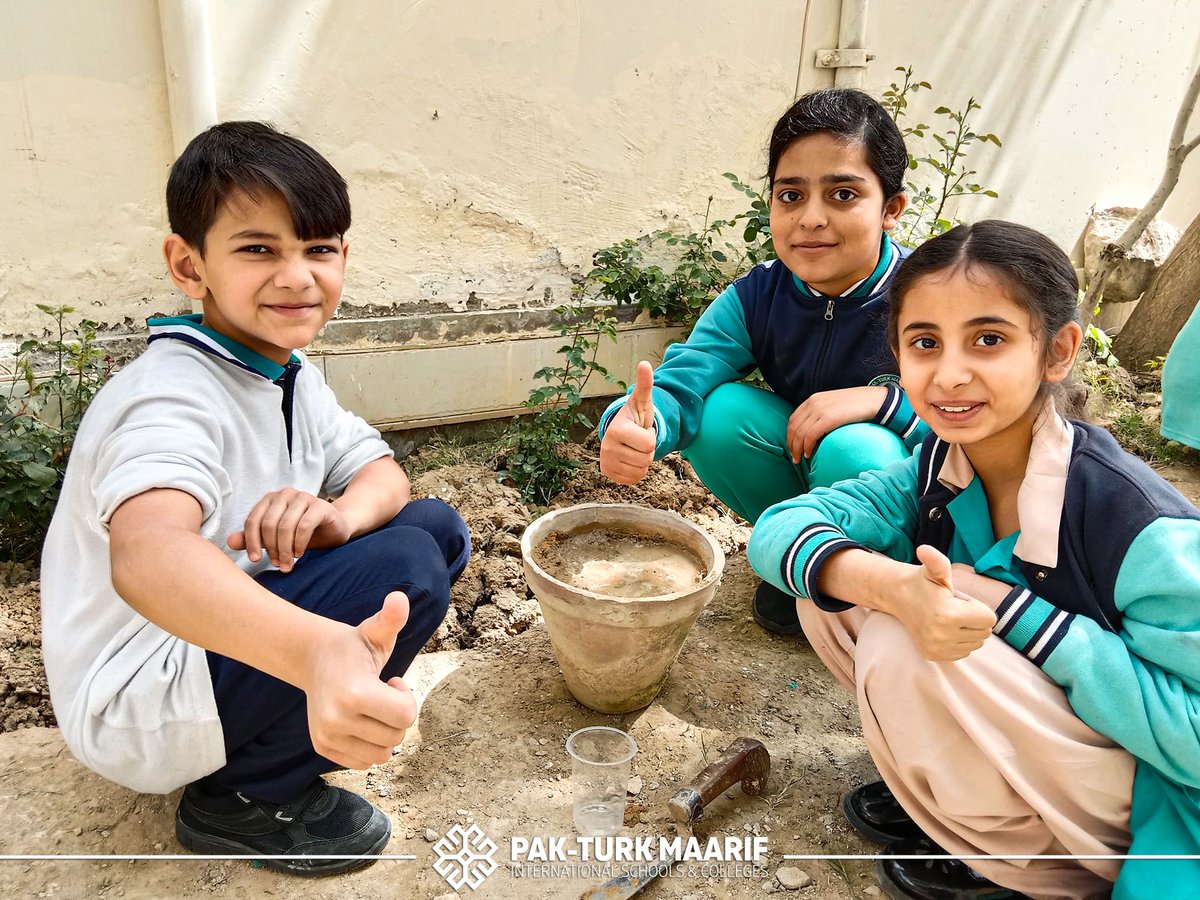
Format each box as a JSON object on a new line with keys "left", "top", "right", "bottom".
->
{"left": 2, "top": 436, "right": 1199, "bottom": 900}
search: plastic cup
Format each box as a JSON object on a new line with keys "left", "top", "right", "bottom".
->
{"left": 565, "top": 726, "right": 638, "bottom": 836}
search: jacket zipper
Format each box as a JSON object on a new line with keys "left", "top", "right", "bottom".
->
{"left": 811, "top": 299, "right": 836, "bottom": 391}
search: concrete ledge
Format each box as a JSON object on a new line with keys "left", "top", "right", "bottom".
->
{"left": 313, "top": 321, "right": 683, "bottom": 430}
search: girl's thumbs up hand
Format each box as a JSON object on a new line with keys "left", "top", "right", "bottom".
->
{"left": 894, "top": 545, "right": 997, "bottom": 661}
{"left": 600, "top": 361, "right": 657, "bottom": 485}
{"left": 629, "top": 361, "right": 655, "bottom": 429}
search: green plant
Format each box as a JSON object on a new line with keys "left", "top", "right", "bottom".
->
{"left": 499, "top": 305, "right": 621, "bottom": 504}
{"left": 1078, "top": 289, "right": 1121, "bottom": 368}
{"left": 1085, "top": 322, "right": 1120, "bottom": 368}
{"left": 883, "top": 66, "right": 1001, "bottom": 246}
{"left": 1112, "top": 410, "right": 1183, "bottom": 464}
{"left": 1, "top": 304, "right": 114, "bottom": 562}
{"left": 583, "top": 177, "right": 774, "bottom": 336}
{"left": 722, "top": 172, "right": 776, "bottom": 268}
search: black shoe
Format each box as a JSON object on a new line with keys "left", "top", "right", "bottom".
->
{"left": 752, "top": 581, "right": 805, "bottom": 636}
{"left": 843, "top": 780, "right": 926, "bottom": 844}
{"left": 175, "top": 778, "right": 391, "bottom": 877}
{"left": 875, "top": 838, "right": 1030, "bottom": 899}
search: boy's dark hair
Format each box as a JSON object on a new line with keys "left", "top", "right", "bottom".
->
{"left": 166, "top": 121, "right": 351, "bottom": 254}
{"left": 767, "top": 88, "right": 907, "bottom": 198}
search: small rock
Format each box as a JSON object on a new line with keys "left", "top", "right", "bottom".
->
{"left": 763, "top": 881, "right": 778, "bottom": 894}
{"left": 73, "top": 827, "right": 82, "bottom": 836}
{"left": 864, "top": 888, "right": 881, "bottom": 897}
{"left": 776, "top": 866, "right": 812, "bottom": 890}
{"left": 538, "top": 738, "right": 548, "bottom": 746}
{"left": 100, "top": 830, "right": 110, "bottom": 838}
{"left": 423, "top": 828, "right": 439, "bottom": 842}
{"left": 455, "top": 809, "right": 468, "bottom": 816}
{"left": 627, "top": 775, "right": 643, "bottom": 796}
{"left": 153, "top": 842, "right": 164, "bottom": 851}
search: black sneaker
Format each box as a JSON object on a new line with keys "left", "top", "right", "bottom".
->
{"left": 843, "top": 780, "right": 926, "bottom": 844}
{"left": 752, "top": 580, "right": 805, "bottom": 636}
{"left": 175, "top": 778, "right": 391, "bottom": 876}
{"left": 875, "top": 837, "right": 1030, "bottom": 899}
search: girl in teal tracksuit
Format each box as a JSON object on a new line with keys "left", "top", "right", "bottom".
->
{"left": 749, "top": 220, "right": 1200, "bottom": 899}
{"left": 598, "top": 89, "right": 928, "bottom": 635}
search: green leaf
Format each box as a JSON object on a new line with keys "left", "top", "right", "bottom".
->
{"left": 21, "top": 462, "right": 57, "bottom": 486}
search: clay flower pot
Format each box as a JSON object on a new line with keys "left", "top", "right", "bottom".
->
{"left": 521, "top": 503, "right": 724, "bottom": 714}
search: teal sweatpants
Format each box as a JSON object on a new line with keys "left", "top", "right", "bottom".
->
{"left": 680, "top": 383, "right": 910, "bottom": 524}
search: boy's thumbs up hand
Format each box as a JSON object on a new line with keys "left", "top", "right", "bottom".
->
{"left": 304, "top": 591, "right": 418, "bottom": 770}
{"left": 600, "top": 361, "right": 657, "bottom": 485}
{"left": 358, "top": 590, "right": 410, "bottom": 664}
{"left": 894, "top": 545, "right": 996, "bottom": 662}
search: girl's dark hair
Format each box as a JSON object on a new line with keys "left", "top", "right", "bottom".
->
{"left": 166, "top": 121, "right": 351, "bottom": 255}
{"left": 767, "top": 88, "right": 907, "bottom": 198}
{"left": 887, "top": 219, "right": 1080, "bottom": 352}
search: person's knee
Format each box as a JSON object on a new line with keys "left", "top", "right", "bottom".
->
{"left": 351, "top": 525, "right": 449, "bottom": 621}
{"left": 810, "top": 423, "right": 907, "bottom": 487}
{"left": 692, "top": 384, "right": 755, "bottom": 447}
{"left": 855, "top": 612, "right": 930, "bottom": 688}
{"left": 390, "top": 498, "right": 471, "bottom": 579}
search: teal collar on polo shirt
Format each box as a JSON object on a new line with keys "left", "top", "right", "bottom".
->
{"left": 146, "top": 314, "right": 300, "bottom": 381}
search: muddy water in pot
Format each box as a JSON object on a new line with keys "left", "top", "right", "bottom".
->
{"left": 531, "top": 527, "right": 707, "bottom": 599}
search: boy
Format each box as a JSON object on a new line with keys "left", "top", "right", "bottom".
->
{"left": 40, "top": 121, "right": 470, "bottom": 876}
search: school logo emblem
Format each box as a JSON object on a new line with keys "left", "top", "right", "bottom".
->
{"left": 868, "top": 373, "right": 901, "bottom": 386}
{"left": 432, "top": 823, "right": 499, "bottom": 891}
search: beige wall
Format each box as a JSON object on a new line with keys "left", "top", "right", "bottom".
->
{"left": 3, "top": 1, "right": 1199, "bottom": 406}
{"left": 0, "top": 0, "right": 175, "bottom": 337}
{"left": 864, "top": 0, "right": 1200, "bottom": 249}
{"left": 207, "top": 0, "right": 814, "bottom": 320}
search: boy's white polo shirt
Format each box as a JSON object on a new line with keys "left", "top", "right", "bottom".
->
{"left": 40, "top": 315, "right": 392, "bottom": 794}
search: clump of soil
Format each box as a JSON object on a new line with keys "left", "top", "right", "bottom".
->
{"left": 0, "top": 569, "right": 52, "bottom": 731}
{"left": 532, "top": 526, "right": 706, "bottom": 598}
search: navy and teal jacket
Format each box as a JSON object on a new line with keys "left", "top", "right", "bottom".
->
{"left": 749, "top": 421, "right": 1200, "bottom": 898}
{"left": 598, "top": 236, "right": 927, "bottom": 456}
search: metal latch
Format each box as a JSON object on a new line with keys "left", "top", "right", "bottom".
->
{"left": 815, "top": 48, "right": 874, "bottom": 69}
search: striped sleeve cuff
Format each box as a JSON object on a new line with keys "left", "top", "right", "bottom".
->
{"left": 780, "top": 524, "right": 864, "bottom": 613}
{"left": 993, "top": 586, "right": 1076, "bottom": 666}
{"left": 872, "top": 382, "right": 922, "bottom": 442}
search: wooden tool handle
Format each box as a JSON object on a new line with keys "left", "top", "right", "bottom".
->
{"left": 667, "top": 736, "right": 770, "bottom": 826}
